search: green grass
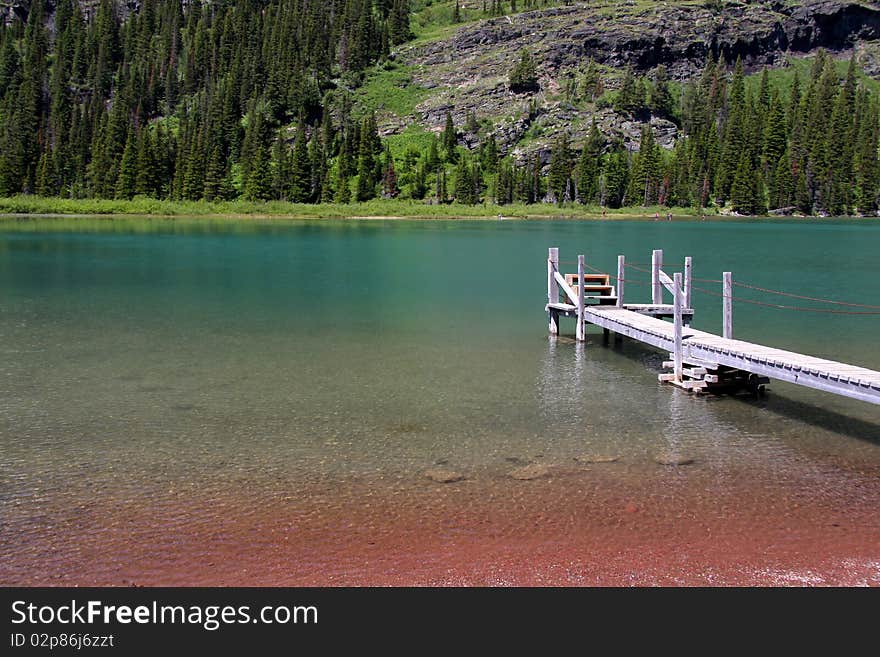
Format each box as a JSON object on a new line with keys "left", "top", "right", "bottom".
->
{"left": 356, "top": 62, "right": 430, "bottom": 118}
{"left": 744, "top": 54, "right": 880, "bottom": 103}
{"left": 0, "top": 195, "right": 717, "bottom": 219}
{"left": 384, "top": 125, "right": 438, "bottom": 159}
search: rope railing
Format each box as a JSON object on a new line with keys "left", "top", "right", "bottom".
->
{"left": 689, "top": 285, "right": 880, "bottom": 315}
{"left": 621, "top": 261, "right": 880, "bottom": 312}
{"left": 730, "top": 280, "right": 880, "bottom": 309}
{"left": 557, "top": 256, "right": 879, "bottom": 314}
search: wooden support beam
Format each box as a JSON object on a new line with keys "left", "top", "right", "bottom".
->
{"left": 548, "top": 247, "right": 559, "bottom": 335}
{"left": 684, "top": 256, "right": 693, "bottom": 310}
{"left": 652, "top": 249, "right": 663, "bottom": 304}
{"left": 659, "top": 270, "right": 679, "bottom": 297}
{"left": 554, "top": 271, "right": 580, "bottom": 305}
{"left": 723, "top": 271, "right": 733, "bottom": 340}
{"left": 673, "top": 272, "right": 683, "bottom": 382}
{"left": 576, "top": 255, "right": 586, "bottom": 342}
{"left": 616, "top": 255, "right": 625, "bottom": 308}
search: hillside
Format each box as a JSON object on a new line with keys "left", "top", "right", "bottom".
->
{"left": 372, "top": 0, "right": 880, "bottom": 158}
{"left": 2, "top": 0, "right": 880, "bottom": 214}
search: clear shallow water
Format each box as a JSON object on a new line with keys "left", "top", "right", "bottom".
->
{"left": 0, "top": 216, "right": 879, "bottom": 585}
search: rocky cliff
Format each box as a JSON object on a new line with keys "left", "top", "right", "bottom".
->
{"left": 391, "top": 0, "right": 880, "bottom": 163}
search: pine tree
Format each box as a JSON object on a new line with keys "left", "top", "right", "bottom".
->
{"left": 135, "top": 128, "right": 159, "bottom": 197}
{"left": 454, "top": 156, "right": 476, "bottom": 204}
{"left": 580, "top": 58, "right": 603, "bottom": 102}
{"left": 716, "top": 57, "right": 747, "bottom": 203}
{"left": 115, "top": 129, "right": 138, "bottom": 199}
{"left": 411, "top": 161, "right": 428, "bottom": 200}
{"left": 289, "top": 123, "right": 312, "bottom": 202}
{"left": 480, "top": 133, "right": 499, "bottom": 172}
{"left": 626, "top": 126, "right": 662, "bottom": 206}
{"left": 355, "top": 114, "right": 378, "bottom": 201}
{"left": 441, "top": 112, "right": 457, "bottom": 162}
{"left": 762, "top": 90, "right": 787, "bottom": 170}
{"left": 649, "top": 65, "right": 674, "bottom": 118}
{"left": 389, "top": 0, "right": 412, "bottom": 45}
{"left": 382, "top": 147, "right": 399, "bottom": 198}
{"left": 203, "top": 145, "right": 227, "bottom": 201}
{"left": 335, "top": 165, "right": 351, "bottom": 204}
{"left": 508, "top": 49, "right": 539, "bottom": 92}
{"left": 495, "top": 158, "right": 514, "bottom": 205}
{"left": 614, "top": 66, "right": 644, "bottom": 116}
{"left": 244, "top": 144, "right": 272, "bottom": 201}
{"left": 577, "top": 120, "right": 604, "bottom": 204}
{"left": 547, "top": 132, "right": 573, "bottom": 204}
{"left": 603, "top": 142, "right": 630, "bottom": 208}
{"left": 770, "top": 151, "right": 794, "bottom": 210}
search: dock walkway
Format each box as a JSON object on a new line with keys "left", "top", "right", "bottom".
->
{"left": 546, "top": 247, "right": 880, "bottom": 405}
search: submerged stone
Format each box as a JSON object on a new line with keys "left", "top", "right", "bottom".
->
{"left": 424, "top": 468, "right": 465, "bottom": 483}
{"left": 654, "top": 454, "right": 695, "bottom": 466}
{"left": 574, "top": 455, "right": 620, "bottom": 464}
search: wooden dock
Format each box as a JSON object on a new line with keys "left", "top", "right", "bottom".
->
{"left": 545, "top": 247, "right": 880, "bottom": 406}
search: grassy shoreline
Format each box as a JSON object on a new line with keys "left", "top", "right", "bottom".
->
{"left": 0, "top": 195, "right": 873, "bottom": 221}
{"left": 0, "top": 195, "right": 720, "bottom": 220}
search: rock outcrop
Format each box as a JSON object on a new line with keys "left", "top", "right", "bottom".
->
{"left": 393, "top": 1, "right": 880, "bottom": 160}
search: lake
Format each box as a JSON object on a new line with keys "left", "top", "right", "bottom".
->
{"left": 1, "top": 215, "right": 879, "bottom": 585}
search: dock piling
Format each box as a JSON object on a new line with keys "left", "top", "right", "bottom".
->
{"left": 652, "top": 249, "right": 663, "bottom": 304}
{"left": 723, "top": 271, "right": 733, "bottom": 340}
{"left": 616, "top": 255, "right": 625, "bottom": 308}
{"left": 576, "top": 254, "right": 585, "bottom": 342}
{"left": 548, "top": 247, "right": 559, "bottom": 335}
{"left": 684, "top": 256, "right": 693, "bottom": 310}
{"left": 673, "top": 272, "right": 683, "bottom": 381}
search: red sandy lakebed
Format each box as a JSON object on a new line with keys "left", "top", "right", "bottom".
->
{"left": 3, "top": 457, "right": 879, "bottom": 587}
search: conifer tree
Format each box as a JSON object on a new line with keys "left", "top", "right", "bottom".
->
{"left": 115, "top": 129, "right": 138, "bottom": 199}
{"left": 411, "top": 161, "right": 428, "bottom": 200}
{"left": 577, "top": 119, "right": 604, "bottom": 204}
{"left": 441, "top": 112, "right": 457, "bottom": 162}
{"left": 454, "top": 156, "right": 476, "bottom": 204}
{"left": 203, "top": 145, "right": 227, "bottom": 201}
{"left": 289, "top": 123, "right": 312, "bottom": 203}
{"left": 335, "top": 165, "right": 351, "bottom": 204}
{"left": 649, "top": 65, "right": 674, "bottom": 118}
{"left": 614, "top": 66, "right": 644, "bottom": 116}
{"left": 356, "top": 114, "right": 378, "bottom": 202}
{"left": 580, "top": 58, "right": 604, "bottom": 102}
{"left": 508, "top": 49, "right": 539, "bottom": 92}
{"left": 382, "top": 147, "right": 399, "bottom": 198}
{"left": 547, "top": 132, "right": 573, "bottom": 204}
{"left": 245, "top": 144, "right": 272, "bottom": 201}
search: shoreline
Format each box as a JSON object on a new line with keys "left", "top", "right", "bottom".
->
{"left": 2, "top": 196, "right": 876, "bottom": 222}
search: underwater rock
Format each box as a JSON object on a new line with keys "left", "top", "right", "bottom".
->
{"left": 574, "top": 455, "right": 620, "bottom": 464}
{"left": 424, "top": 468, "right": 465, "bottom": 483}
{"left": 654, "top": 454, "right": 695, "bottom": 466}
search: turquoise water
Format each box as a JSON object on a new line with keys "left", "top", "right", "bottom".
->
{"left": 0, "top": 216, "right": 878, "bottom": 585}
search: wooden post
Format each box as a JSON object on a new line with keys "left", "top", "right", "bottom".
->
{"left": 576, "top": 254, "right": 585, "bottom": 342}
{"left": 684, "top": 256, "right": 692, "bottom": 310}
{"left": 548, "top": 247, "right": 559, "bottom": 335}
{"left": 673, "top": 272, "right": 683, "bottom": 382}
{"left": 652, "top": 249, "right": 663, "bottom": 304}
{"left": 723, "top": 271, "right": 733, "bottom": 340}
{"left": 616, "top": 255, "right": 625, "bottom": 308}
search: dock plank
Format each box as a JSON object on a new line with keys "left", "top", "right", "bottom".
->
{"left": 581, "top": 305, "right": 880, "bottom": 405}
